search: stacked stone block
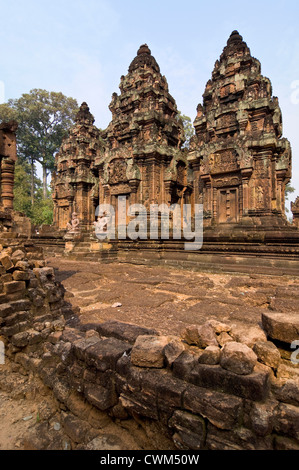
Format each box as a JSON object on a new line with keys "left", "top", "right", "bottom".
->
{"left": 1, "top": 240, "right": 299, "bottom": 450}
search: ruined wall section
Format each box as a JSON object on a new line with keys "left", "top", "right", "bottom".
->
{"left": 0, "top": 240, "right": 298, "bottom": 450}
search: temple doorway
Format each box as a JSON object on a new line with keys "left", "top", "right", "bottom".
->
{"left": 217, "top": 187, "right": 239, "bottom": 223}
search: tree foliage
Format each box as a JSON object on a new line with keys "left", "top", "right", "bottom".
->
{"left": 285, "top": 182, "right": 295, "bottom": 199}
{"left": 0, "top": 89, "right": 78, "bottom": 199}
{"left": 285, "top": 182, "right": 295, "bottom": 216}
{"left": 13, "top": 160, "right": 54, "bottom": 226}
{"left": 177, "top": 111, "right": 195, "bottom": 149}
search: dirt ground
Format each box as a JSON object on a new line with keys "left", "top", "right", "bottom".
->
{"left": 1, "top": 256, "right": 299, "bottom": 450}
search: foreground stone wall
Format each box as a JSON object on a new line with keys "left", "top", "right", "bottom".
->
{"left": 1, "top": 239, "right": 299, "bottom": 450}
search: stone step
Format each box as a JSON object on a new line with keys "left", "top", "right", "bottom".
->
{"left": 65, "top": 252, "right": 117, "bottom": 262}
{"left": 70, "top": 247, "right": 92, "bottom": 253}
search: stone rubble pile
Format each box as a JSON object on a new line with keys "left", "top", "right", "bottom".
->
{"left": 1, "top": 239, "right": 299, "bottom": 450}
{"left": 0, "top": 241, "right": 70, "bottom": 355}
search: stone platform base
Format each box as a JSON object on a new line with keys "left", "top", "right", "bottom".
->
{"left": 31, "top": 232, "right": 299, "bottom": 276}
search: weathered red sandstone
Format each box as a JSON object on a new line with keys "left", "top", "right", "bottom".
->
{"left": 1, "top": 33, "right": 299, "bottom": 451}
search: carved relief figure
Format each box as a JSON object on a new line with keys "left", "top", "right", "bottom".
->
{"left": 66, "top": 212, "right": 80, "bottom": 233}
{"left": 94, "top": 212, "right": 110, "bottom": 235}
{"left": 109, "top": 159, "right": 127, "bottom": 184}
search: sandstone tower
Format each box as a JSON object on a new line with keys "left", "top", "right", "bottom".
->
{"left": 51, "top": 102, "right": 104, "bottom": 231}
{"left": 0, "top": 121, "right": 18, "bottom": 231}
{"left": 188, "top": 31, "right": 292, "bottom": 229}
{"left": 93, "top": 44, "right": 191, "bottom": 224}
{"left": 51, "top": 34, "right": 297, "bottom": 244}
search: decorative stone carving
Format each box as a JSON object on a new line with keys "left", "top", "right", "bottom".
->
{"left": 66, "top": 212, "right": 80, "bottom": 233}
{"left": 49, "top": 33, "right": 297, "bottom": 241}
{"left": 94, "top": 43, "right": 188, "bottom": 217}
{"left": 109, "top": 159, "right": 127, "bottom": 184}
{"left": 188, "top": 30, "right": 292, "bottom": 226}
{"left": 52, "top": 102, "right": 105, "bottom": 230}
{"left": 94, "top": 212, "right": 109, "bottom": 236}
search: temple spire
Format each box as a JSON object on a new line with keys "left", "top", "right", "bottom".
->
{"left": 227, "top": 30, "right": 243, "bottom": 45}
{"left": 128, "top": 43, "right": 160, "bottom": 73}
{"left": 137, "top": 44, "right": 151, "bottom": 55}
{"left": 75, "top": 102, "right": 95, "bottom": 125}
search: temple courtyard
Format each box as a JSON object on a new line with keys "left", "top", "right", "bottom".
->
{"left": 0, "top": 256, "right": 298, "bottom": 450}
{"left": 50, "top": 257, "right": 299, "bottom": 338}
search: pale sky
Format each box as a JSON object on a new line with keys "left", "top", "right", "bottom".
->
{"left": 1, "top": 0, "right": 298, "bottom": 207}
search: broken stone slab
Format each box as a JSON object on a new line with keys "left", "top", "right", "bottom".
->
{"left": 84, "top": 434, "right": 129, "bottom": 451}
{"left": 12, "top": 270, "right": 30, "bottom": 281}
{"left": 207, "top": 319, "right": 231, "bottom": 334}
{"left": 183, "top": 383, "right": 243, "bottom": 430}
{"left": 172, "top": 350, "right": 200, "bottom": 382}
{"left": 140, "top": 368, "right": 187, "bottom": 409}
{"left": 186, "top": 362, "right": 270, "bottom": 401}
{"left": 11, "top": 249, "right": 26, "bottom": 262}
{"left": 60, "top": 412, "right": 92, "bottom": 444}
{"left": 4, "top": 280, "right": 26, "bottom": 294}
{"left": 0, "top": 303, "right": 13, "bottom": 318}
{"left": 273, "top": 379, "right": 299, "bottom": 406}
{"left": 85, "top": 329, "right": 100, "bottom": 339}
{"left": 230, "top": 325, "right": 267, "bottom": 347}
{"left": 120, "top": 391, "right": 159, "bottom": 421}
{"left": 276, "top": 360, "right": 299, "bottom": 381}
{"left": 33, "top": 267, "right": 55, "bottom": 284}
{"left": 217, "top": 331, "right": 234, "bottom": 347}
{"left": 220, "top": 341, "right": 257, "bottom": 375}
{"left": 169, "top": 410, "right": 205, "bottom": 450}
{"left": 14, "top": 260, "right": 30, "bottom": 271}
{"left": 181, "top": 323, "right": 218, "bottom": 348}
{"left": 253, "top": 341, "right": 281, "bottom": 369}
{"left": 164, "top": 338, "right": 186, "bottom": 367}
{"left": 72, "top": 336, "right": 101, "bottom": 362}
{"left": 205, "top": 423, "right": 273, "bottom": 451}
{"left": 10, "top": 299, "right": 31, "bottom": 313}
{"left": 94, "top": 320, "right": 158, "bottom": 344}
{"left": 261, "top": 312, "right": 299, "bottom": 344}
{"left": 198, "top": 345, "right": 221, "bottom": 365}
{"left": 84, "top": 383, "right": 117, "bottom": 411}
{"left": 274, "top": 403, "right": 299, "bottom": 441}
{"left": 116, "top": 353, "right": 141, "bottom": 382}
{"left": 61, "top": 328, "right": 85, "bottom": 344}
{"left": 0, "top": 253, "right": 13, "bottom": 271}
{"left": 11, "top": 331, "right": 30, "bottom": 348}
{"left": 131, "top": 335, "right": 170, "bottom": 368}
{"left": 84, "top": 337, "right": 132, "bottom": 372}
{"left": 248, "top": 401, "right": 277, "bottom": 437}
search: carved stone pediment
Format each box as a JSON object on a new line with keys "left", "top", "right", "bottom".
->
{"left": 108, "top": 158, "right": 128, "bottom": 184}
{"left": 213, "top": 174, "right": 241, "bottom": 188}
{"left": 209, "top": 149, "right": 239, "bottom": 174}
{"left": 110, "top": 183, "right": 131, "bottom": 195}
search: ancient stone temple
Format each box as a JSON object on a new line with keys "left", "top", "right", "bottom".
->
{"left": 92, "top": 44, "right": 191, "bottom": 226}
{"left": 51, "top": 34, "right": 299, "bottom": 251}
{"left": 52, "top": 45, "right": 193, "bottom": 235}
{"left": 0, "top": 120, "right": 18, "bottom": 231}
{"left": 51, "top": 102, "right": 104, "bottom": 231}
{"left": 189, "top": 31, "right": 292, "bottom": 229}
